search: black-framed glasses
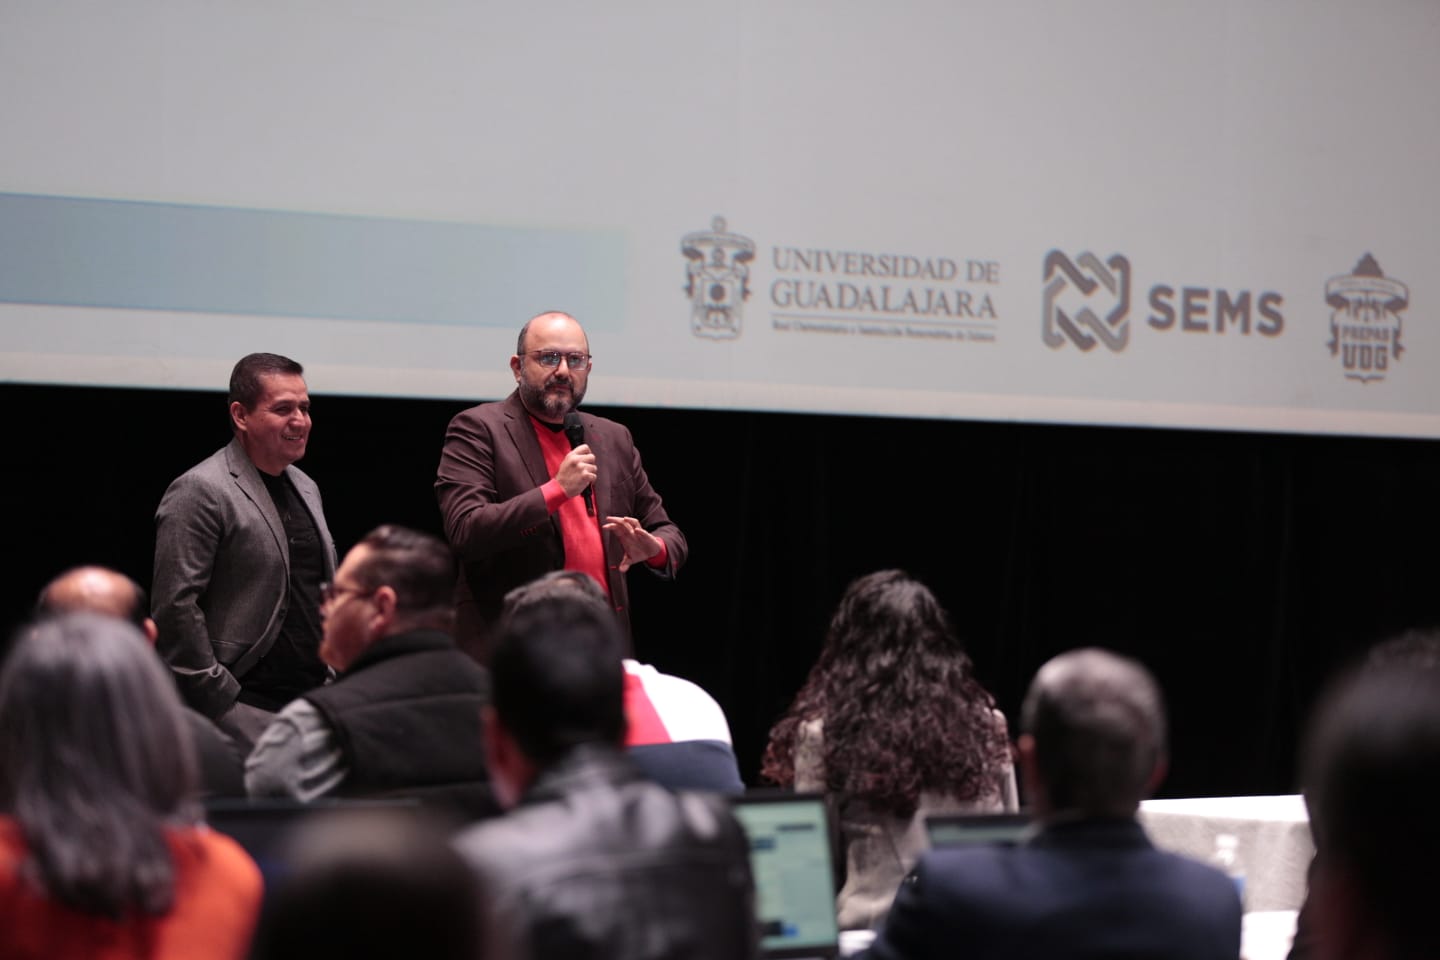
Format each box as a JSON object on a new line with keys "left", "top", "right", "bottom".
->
{"left": 320, "top": 582, "right": 378, "bottom": 606}
{"left": 525, "top": 350, "right": 592, "bottom": 371}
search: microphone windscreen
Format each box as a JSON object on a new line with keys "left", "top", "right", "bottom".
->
{"left": 563, "top": 412, "right": 584, "bottom": 448}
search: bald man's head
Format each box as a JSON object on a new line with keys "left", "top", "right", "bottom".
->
{"left": 38, "top": 566, "right": 158, "bottom": 644}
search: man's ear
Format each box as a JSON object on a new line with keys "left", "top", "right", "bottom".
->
{"left": 1144, "top": 752, "right": 1169, "bottom": 797}
{"left": 229, "top": 400, "right": 249, "bottom": 433}
{"left": 509, "top": 355, "right": 523, "bottom": 381}
{"left": 483, "top": 705, "right": 535, "bottom": 810}
{"left": 1308, "top": 860, "right": 1367, "bottom": 960}
{"left": 371, "top": 585, "right": 399, "bottom": 632}
{"left": 142, "top": 617, "right": 160, "bottom": 646}
{"left": 1017, "top": 734, "right": 1043, "bottom": 812}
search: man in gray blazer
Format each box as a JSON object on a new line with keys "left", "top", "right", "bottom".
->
{"left": 153, "top": 352, "right": 337, "bottom": 749}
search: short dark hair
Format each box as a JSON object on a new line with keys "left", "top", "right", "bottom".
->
{"left": 250, "top": 808, "right": 486, "bottom": 960}
{"left": 491, "top": 590, "right": 625, "bottom": 766}
{"left": 1304, "top": 662, "right": 1440, "bottom": 957}
{"left": 1021, "top": 648, "right": 1166, "bottom": 816}
{"left": 502, "top": 569, "right": 610, "bottom": 616}
{"left": 0, "top": 613, "right": 199, "bottom": 917}
{"left": 353, "top": 525, "right": 457, "bottom": 620}
{"left": 229, "top": 352, "right": 304, "bottom": 411}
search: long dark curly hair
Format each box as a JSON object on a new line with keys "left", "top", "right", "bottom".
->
{"left": 761, "top": 570, "right": 1011, "bottom": 818}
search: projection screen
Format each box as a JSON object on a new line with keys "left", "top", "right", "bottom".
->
{"left": 1, "top": 0, "right": 1437, "bottom": 437}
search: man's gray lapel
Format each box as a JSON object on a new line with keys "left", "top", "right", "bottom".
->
{"left": 223, "top": 436, "right": 290, "bottom": 576}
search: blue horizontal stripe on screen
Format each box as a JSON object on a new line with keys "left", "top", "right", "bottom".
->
{"left": 0, "top": 193, "right": 624, "bottom": 326}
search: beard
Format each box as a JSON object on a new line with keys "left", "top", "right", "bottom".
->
{"left": 519, "top": 374, "right": 586, "bottom": 421}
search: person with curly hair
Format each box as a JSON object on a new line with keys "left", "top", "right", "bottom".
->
{"left": 761, "top": 570, "right": 1017, "bottom": 931}
{"left": 0, "top": 613, "right": 262, "bottom": 959}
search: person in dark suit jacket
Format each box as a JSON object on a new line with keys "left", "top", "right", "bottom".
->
{"left": 152, "top": 353, "right": 337, "bottom": 749}
{"left": 1299, "top": 652, "right": 1440, "bottom": 960}
{"left": 864, "top": 648, "right": 1242, "bottom": 960}
{"left": 436, "top": 311, "right": 686, "bottom": 661}
{"left": 35, "top": 565, "right": 245, "bottom": 798}
{"left": 452, "top": 585, "right": 756, "bottom": 960}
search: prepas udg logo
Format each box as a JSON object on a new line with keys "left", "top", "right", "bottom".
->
{"left": 1042, "top": 250, "right": 1132, "bottom": 352}
{"left": 1326, "top": 254, "right": 1407, "bottom": 384}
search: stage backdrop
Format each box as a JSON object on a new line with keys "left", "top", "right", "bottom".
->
{"left": 1, "top": 0, "right": 1437, "bottom": 437}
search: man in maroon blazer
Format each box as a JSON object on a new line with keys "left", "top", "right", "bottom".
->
{"left": 436, "top": 311, "right": 687, "bottom": 661}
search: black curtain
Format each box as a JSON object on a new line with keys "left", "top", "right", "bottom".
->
{"left": 6, "top": 382, "right": 1438, "bottom": 798}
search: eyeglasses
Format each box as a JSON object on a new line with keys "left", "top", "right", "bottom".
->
{"left": 525, "top": 350, "right": 592, "bottom": 371}
{"left": 320, "top": 582, "right": 377, "bottom": 606}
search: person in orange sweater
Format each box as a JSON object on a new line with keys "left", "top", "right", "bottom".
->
{"left": 0, "top": 612, "right": 263, "bottom": 960}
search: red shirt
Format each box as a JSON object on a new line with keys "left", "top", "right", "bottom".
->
{"left": 532, "top": 417, "right": 612, "bottom": 595}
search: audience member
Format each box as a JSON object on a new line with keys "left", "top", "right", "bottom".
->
{"left": 249, "top": 808, "right": 492, "bottom": 960}
{"left": 36, "top": 565, "right": 245, "bottom": 797}
{"left": 246, "top": 525, "right": 496, "bottom": 822}
{"left": 761, "top": 570, "right": 1016, "bottom": 929}
{"left": 863, "top": 647, "right": 1241, "bottom": 960}
{"left": 0, "top": 613, "right": 262, "bottom": 959}
{"left": 1290, "top": 631, "right": 1440, "bottom": 960}
{"left": 1362, "top": 625, "right": 1440, "bottom": 671}
{"left": 153, "top": 352, "right": 336, "bottom": 750}
{"left": 453, "top": 589, "right": 757, "bottom": 960}
{"left": 504, "top": 570, "right": 744, "bottom": 795}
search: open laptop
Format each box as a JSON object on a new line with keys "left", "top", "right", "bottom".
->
{"left": 923, "top": 811, "right": 1033, "bottom": 849}
{"left": 204, "top": 797, "right": 421, "bottom": 892}
{"left": 731, "top": 791, "right": 841, "bottom": 959}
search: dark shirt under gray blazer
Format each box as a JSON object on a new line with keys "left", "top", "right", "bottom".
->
{"left": 153, "top": 436, "right": 336, "bottom": 719}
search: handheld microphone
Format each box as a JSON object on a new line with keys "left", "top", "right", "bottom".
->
{"left": 562, "top": 412, "right": 594, "bottom": 516}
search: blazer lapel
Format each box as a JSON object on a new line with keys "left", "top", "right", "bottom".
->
{"left": 585, "top": 413, "right": 612, "bottom": 520}
{"left": 288, "top": 471, "right": 337, "bottom": 579}
{"left": 225, "top": 437, "right": 290, "bottom": 575}
{"left": 503, "top": 392, "right": 553, "bottom": 490}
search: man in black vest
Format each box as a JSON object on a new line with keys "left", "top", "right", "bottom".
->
{"left": 246, "top": 525, "right": 497, "bottom": 822}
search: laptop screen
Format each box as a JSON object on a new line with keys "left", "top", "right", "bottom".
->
{"left": 923, "top": 812, "right": 1033, "bottom": 849}
{"left": 204, "top": 797, "right": 421, "bottom": 892}
{"left": 732, "top": 792, "right": 841, "bottom": 959}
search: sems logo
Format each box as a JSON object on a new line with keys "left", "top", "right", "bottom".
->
{"left": 681, "top": 216, "right": 755, "bottom": 340}
{"left": 1042, "top": 251, "right": 1131, "bottom": 351}
{"left": 1042, "top": 249, "right": 1284, "bottom": 352}
{"left": 1325, "top": 254, "right": 1407, "bottom": 384}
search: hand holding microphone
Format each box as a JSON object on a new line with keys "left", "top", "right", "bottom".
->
{"left": 562, "top": 412, "right": 595, "bottom": 515}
